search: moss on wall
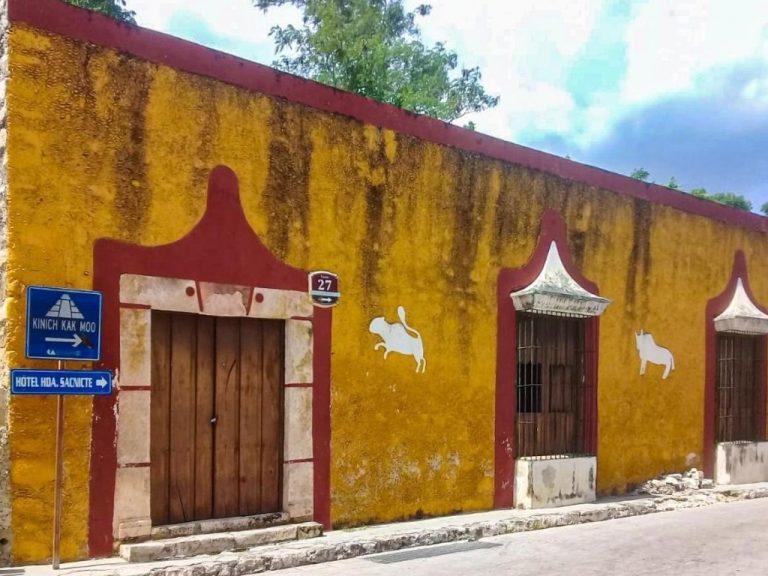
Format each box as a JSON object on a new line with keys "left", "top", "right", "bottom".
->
{"left": 5, "top": 23, "right": 768, "bottom": 562}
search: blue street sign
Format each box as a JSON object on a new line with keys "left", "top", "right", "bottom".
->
{"left": 11, "top": 369, "right": 112, "bottom": 395}
{"left": 25, "top": 286, "right": 102, "bottom": 361}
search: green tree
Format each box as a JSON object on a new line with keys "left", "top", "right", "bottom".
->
{"left": 689, "top": 188, "right": 753, "bottom": 211}
{"left": 63, "top": 0, "right": 136, "bottom": 23}
{"left": 708, "top": 192, "right": 753, "bottom": 211}
{"left": 254, "top": 0, "right": 499, "bottom": 121}
{"left": 631, "top": 175, "right": 755, "bottom": 212}
{"left": 761, "top": 201, "right": 768, "bottom": 216}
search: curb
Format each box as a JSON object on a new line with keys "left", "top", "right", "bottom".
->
{"left": 64, "top": 486, "right": 768, "bottom": 575}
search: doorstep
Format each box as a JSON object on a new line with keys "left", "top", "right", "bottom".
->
{"left": 149, "top": 512, "right": 291, "bottom": 540}
{"left": 120, "top": 521, "right": 322, "bottom": 562}
{"left": 23, "top": 483, "right": 768, "bottom": 576}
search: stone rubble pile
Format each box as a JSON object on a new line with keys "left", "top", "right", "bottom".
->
{"left": 635, "top": 468, "right": 715, "bottom": 496}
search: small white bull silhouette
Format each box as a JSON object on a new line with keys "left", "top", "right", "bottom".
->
{"left": 635, "top": 330, "right": 675, "bottom": 379}
{"left": 369, "top": 306, "right": 426, "bottom": 373}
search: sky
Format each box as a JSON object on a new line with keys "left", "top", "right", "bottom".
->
{"left": 124, "top": 0, "right": 768, "bottom": 209}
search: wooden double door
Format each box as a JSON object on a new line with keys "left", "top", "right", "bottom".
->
{"left": 150, "top": 311, "right": 284, "bottom": 525}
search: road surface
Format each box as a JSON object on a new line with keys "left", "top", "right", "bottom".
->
{"left": 278, "top": 498, "right": 768, "bottom": 575}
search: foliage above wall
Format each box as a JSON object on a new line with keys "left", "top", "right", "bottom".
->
{"left": 630, "top": 167, "right": 760, "bottom": 215}
{"left": 62, "top": 0, "right": 136, "bottom": 24}
{"left": 253, "top": 0, "right": 499, "bottom": 122}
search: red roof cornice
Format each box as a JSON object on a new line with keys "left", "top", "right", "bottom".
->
{"left": 8, "top": 0, "right": 768, "bottom": 233}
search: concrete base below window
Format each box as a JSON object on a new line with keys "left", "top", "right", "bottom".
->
{"left": 715, "top": 441, "right": 768, "bottom": 485}
{"left": 514, "top": 455, "right": 596, "bottom": 509}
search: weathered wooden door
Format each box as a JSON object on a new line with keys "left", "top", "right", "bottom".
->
{"left": 150, "top": 312, "right": 284, "bottom": 525}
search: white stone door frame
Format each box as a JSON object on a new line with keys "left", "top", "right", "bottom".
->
{"left": 113, "top": 274, "right": 315, "bottom": 541}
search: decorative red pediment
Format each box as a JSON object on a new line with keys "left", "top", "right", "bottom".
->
{"left": 711, "top": 252, "right": 768, "bottom": 335}
{"left": 93, "top": 165, "right": 307, "bottom": 291}
{"left": 89, "top": 166, "right": 331, "bottom": 556}
{"left": 494, "top": 210, "right": 602, "bottom": 508}
{"left": 703, "top": 251, "right": 768, "bottom": 477}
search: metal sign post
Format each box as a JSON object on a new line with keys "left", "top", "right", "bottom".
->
{"left": 52, "top": 362, "right": 64, "bottom": 570}
{"left": 12, "top": 286, "right": 109, "bottom": 570}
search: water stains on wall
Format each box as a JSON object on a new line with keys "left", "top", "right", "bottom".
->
{"left": 4, "top": 21, "right": 768, "bottom": 563}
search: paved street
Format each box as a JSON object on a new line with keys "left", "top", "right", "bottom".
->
{"left": 276, "top": 499, "right": 768, "bottom": 575}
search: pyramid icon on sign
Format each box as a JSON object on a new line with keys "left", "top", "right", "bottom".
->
{"left": 46, "top": 294, "right": 85, "bottom": 319}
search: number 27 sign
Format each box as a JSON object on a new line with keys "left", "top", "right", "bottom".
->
{"left": 309, "top": 271, "right": 340, "bottom": 308}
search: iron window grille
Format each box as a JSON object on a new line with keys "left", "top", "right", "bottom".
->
{"left": 515, "top": 312, "right": 593, "bottom": 458}
{"left": 715, "top": 333, "right": 766, "bottom": 443}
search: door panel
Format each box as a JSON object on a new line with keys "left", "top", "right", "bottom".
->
{"left": 213, "top": 317, "right": 241, "bottom": 519}
{"left": 193, "top": 316, "right": 215, "bottom": 520}
{"left": 239, "top": 319, "right": 264, "bottom": 515}
{"left": 150, "top": 312, "right": 172, "bottom": 525}
{"left": 150, "top": 311, "right": 284, "bottom": 525}
{"left": 169, "top": 313, "right": 197, "bottom": 523}
{"left": 260, "top": 321, "right": 284, "bottom": 512}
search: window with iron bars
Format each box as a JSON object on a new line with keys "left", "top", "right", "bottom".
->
{"left": 715, "top": 333, "right": 766, "bottom": 442}
{"left": 516, "top": 313, "right": 591, "bottom": 457}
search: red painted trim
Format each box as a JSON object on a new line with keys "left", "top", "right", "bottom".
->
{"left": 494, "top": 210, "right": 601, "bottom": 508}
{"left": 89, "top": 166, "right": 333, "bottom": 556}
{"left": 119, "top": 385, "right": 151, "bottom": 391}
{"left": 584, "top": 319, "right": 599, "bottom": 456}
{"left": 703, "top": 252, "right": 768, "bottom": 477}
{"left": 494, "top": 272, "right": 516, "bottom": 508}
{"left": 312, "top": 307, "right": 332, "bottom": 530}
{"left": 285, "top": 383, "right": 314, "bottom": 388}
{"left": 284, "top": 458, "right": 314, "bottom": 465}
{"left": 9, "top": 0, "right": 768, "bottom": 234}
{"left": 118, "top": 462, "right": 150, "bottom": 468}
{"left": 758, "top": 341, "right": 768, "bottom": 442}
{"left": 119, "top": 303, "right": 151, "bottom": 310}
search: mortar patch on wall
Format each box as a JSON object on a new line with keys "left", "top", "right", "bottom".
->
{"left": 635, "top": 330, "right": 675, "bottom": 379}
{"left": 369, "top": 306, "right": 426, "bottom": 373}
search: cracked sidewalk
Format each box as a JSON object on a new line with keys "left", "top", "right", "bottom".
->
{"left": 22, "top": 482, "right": 768, "bottom": 576}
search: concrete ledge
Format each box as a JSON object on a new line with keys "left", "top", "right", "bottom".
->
{"left": 120, "top": 522, "right": 322, "bottom": 562}
{"left": 31, "top": 484, "right": 768, "bottom": 576}
{"left": 715, "top": 441, "right": 768, "bottom": 485}
{"left": 150, "top": 512, "right": 290, "bottom": 540}
{"left": 514, "top": 455, "right": 596, "bottom": 509}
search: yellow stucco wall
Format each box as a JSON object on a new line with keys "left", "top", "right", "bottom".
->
{"left": 5, "top": 24, "right": 768, "bottom": 563}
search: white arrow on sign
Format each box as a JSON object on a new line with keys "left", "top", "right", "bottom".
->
{"left": 96, "top": 377, "right": 108, "bottom": 389}
{"left": 44, "top": 334, "right": 83, "bottom": 347}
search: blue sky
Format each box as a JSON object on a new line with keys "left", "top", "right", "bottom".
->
{"left": 125, "top": 0, "right": 768, "bottom": 209}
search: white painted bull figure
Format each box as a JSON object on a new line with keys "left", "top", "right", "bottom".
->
{"left": 635, "top": 330, "right": 675, "bottom": 379}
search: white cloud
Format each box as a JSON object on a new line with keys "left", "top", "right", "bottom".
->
{"left": 127, "top": 0, "right": 297, "bottom": 40}
{"left": 462, "top": 79, "right": 576, "bottom": 141}
{"left": 410, "top": 0, "right": 604, "bottom": 138}
{"left": 125, "top": 0, "right": 300, "bottom": 61}
{"left": 413, "top": 0, "right": 602, "bottom": 65}
{"left": 742, "top": 77, "right": 768, "bottom": 107}
{"left": 622, "top": 0, "right": 768, "bottom": 104}
{"left": 570, "top": 100, "right": 616, "bottom": 148}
